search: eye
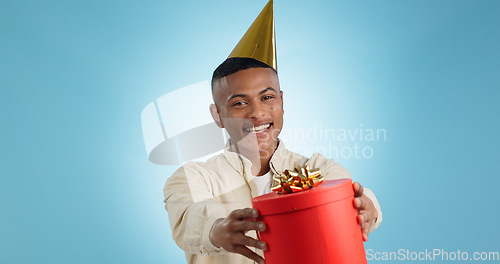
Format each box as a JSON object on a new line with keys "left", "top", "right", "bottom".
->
{"left": 232, "top": 101, "right": 247, "bottom": 107}
{"left": 262, "top": 95, "right": 275, "bottom": 100}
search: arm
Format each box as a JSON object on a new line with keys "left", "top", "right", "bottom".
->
{"left": 164, "top": 163, "right": 267, "bottom": 262}
{"left": 164, "top": 164, "right": 227, "bottom": 255}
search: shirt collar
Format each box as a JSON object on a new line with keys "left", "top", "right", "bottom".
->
{"left": 222, "top": 138, "right": 291, "bottom": 176}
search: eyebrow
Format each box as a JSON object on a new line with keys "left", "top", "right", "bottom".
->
{"left": 259, "top": 87, "right": 278, "bottom": 95}
{"left": 227, "top": 87, "right": 279, "bottom": 102}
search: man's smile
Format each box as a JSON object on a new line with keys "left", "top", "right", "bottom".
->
{"left": 243, "top": 122, "right": 272, "bottom": 134}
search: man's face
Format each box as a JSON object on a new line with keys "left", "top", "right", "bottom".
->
{"left": 211, "top": 67, "right": 284, "bottom": 155}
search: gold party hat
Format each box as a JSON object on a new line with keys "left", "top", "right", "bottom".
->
{"left": 228, "top": 0, "right": 276, "bottom": 70}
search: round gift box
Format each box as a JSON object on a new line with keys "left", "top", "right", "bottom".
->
{"left": 251, "top": 179, "right": 367, "bottom": 264}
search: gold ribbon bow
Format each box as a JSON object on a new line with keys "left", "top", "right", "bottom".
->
{"left": 270, "top": 165, "right": 324, "bottom": 194}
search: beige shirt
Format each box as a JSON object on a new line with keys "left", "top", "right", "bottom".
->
{"left": 163, "top": 140, "right": 382, "bottom": 264}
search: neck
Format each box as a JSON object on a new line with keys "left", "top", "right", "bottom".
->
{"left": 230, "top": 140, "right": 278, "bottom": 176}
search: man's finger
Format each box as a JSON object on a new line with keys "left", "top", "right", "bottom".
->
{"left": 352, "top": 182, "right": 364, "bottom": 196}
{"left": 354, "top": 195, "right": 374, "bottom": 212}
{"left": 362, "top": 232, "right": 369, "bottom": 242}
{"left": 353, "top": 197, "right": 363, "bottom": 210}
{"left": 233, "top": 233, "right": 267, "bottom": 250}
{"left": 361, "top": 219, "right": 372, "bottom": 231}
{"left": 357, "top": 214, "right": 363, "bottom": 225}
{"left": 231, "top": 220, "right": 266, "bottom": 232}
{"left": 357, "top": 197, "right": 377, "bottom": 218}
{"left": 358, "top": 210, "right": 375, "bottom": 225}
{"left": 233, "top": 245, "right": 266, "bottom": 264}
{"left": 361, "top": 220, "right": 371, "bottom": 242}
{"left": 228, "top": 208, "right": 259, "bottom": 220}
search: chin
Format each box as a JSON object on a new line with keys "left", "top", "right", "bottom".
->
{"left": 257, "top": 137, "right": 278, "bottom": 152}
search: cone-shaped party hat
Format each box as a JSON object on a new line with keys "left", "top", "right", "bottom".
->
{"left": 228, "top": 0, "right": 276, "bottom": 70}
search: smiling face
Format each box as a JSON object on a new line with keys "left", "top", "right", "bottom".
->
{"left": 211, "top": 67, "right": 284, "bottom": 156}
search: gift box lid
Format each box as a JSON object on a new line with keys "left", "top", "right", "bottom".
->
{"left": 252, "top": 179, "right": 353, "bottom": 215}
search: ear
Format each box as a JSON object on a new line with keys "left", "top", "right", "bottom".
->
{"left": 279, "top": 90, "right": 284, "bottom": 113}
{"left": 210, "top": 104, "right": 224, "bottom": 128}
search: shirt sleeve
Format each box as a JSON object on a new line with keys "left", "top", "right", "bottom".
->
{"left": 306, "top": 153, "right": 383, "bottom": 233}
{"left": 163, "top": 163, "right": 228, "bottom": 255}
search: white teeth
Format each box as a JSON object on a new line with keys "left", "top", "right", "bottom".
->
{"left": 245, "top": 124, "right": 271, "bottom": 133}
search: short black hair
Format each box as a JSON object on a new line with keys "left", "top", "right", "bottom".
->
{"left": 211, "top": 57, "right": 277, "bottom": 91}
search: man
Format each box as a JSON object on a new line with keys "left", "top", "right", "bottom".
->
{"left": 163, "top": 2, "right": 381, "bottom": 264}
{"left": 164, "top": 58, "right": 382, "bottom": 264}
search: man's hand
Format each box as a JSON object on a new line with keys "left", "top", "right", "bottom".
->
{"left": 209, "top": 208, "right": 267, "bottom": 264}
{"left": 353, "top": 182, "right": 378, "bottom": 242}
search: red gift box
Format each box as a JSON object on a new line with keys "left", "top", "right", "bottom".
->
{"left": 251, "top": 179, "right": 367, "bottom": 264}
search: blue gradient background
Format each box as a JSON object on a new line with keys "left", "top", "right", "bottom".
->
{"left": 1, "top": 0, "right": 499, "bottom": 263}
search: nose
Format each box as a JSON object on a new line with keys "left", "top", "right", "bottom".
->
{"left": 249, "top": 101, "right": 266, "bottom": 119}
